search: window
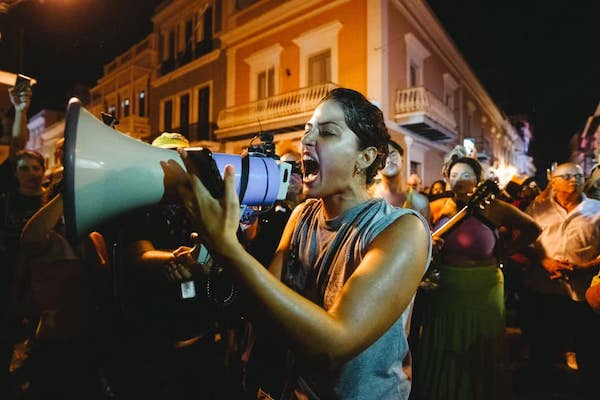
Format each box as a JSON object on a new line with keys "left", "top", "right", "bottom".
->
{"left": 409, "top": 63, "right": 419, "bottom": 87}
{"left": 164, "top": 100, "right": 173, "bottom": 131}
{"left": 168, "top": 30, "right": 175, "bottom": 61}
{"left": 195, "top": 13, "right": 205, "bottom": 43}
{"left": 443, "top": 73, "right": 459, "bottom": 111}
{"left": 308, "top": 50, "right": 331, "bottom": 86}
{"left": 185, "top": 19, "right": 193, "bottom": 54}
{"left": 257, "top": 68, "right": 275, "bottom": 99}
{"left": 180, "top": 94, "right": 190, "bottom": 136}
{"left": 138, "top": 91, "right": 146, "bottom": 117}
{"left": 197, "top": 86, "right": 210, "bottom": 141}
{"left": 404, "top": 33, "right": 430, "bottom": 87}
{"left": 122, "top": 98, "right": 130, "bottom": 117}
{"left": 245, "top": 44, "right": 282, "bottom": 101}
{"left": 293, "top": 21, "right": 341, "bottom": 87}
{"left": 410, "top": 161, "right": 422, "bottom": 177}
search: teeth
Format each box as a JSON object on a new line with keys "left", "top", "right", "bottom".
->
{"left": 302, "top": 155, "right": 315, "bottom": 161}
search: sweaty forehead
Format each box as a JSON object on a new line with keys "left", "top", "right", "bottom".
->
{"left": 553, "top": 163, "right": 581, "bottom": 176}
{"left": 310, "top": 100, "right": 345, "bottom": 124}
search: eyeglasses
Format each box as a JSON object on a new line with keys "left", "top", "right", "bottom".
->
{"left": 554, "top": 173, "right": 583, "bottom": 181}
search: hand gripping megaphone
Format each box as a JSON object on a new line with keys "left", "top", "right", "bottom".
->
{"left": 63, "top": 98, "right": 291, "bottom": 243}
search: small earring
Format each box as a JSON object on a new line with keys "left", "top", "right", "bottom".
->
{"left": 353, "top": 165, "right": 361, "bottom": 176}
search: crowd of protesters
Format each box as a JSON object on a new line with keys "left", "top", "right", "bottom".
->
{"left": 2, "top": 84, "right": 600, "bottom": 400}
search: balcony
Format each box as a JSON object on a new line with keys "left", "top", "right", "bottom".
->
{"left": 215, "top": 82, "right": 337, "bottom": 140}
{"left": 394, "top": 87, "right": 457, "bottom": 142}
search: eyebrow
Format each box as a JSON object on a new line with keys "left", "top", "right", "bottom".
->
{"left": 306, "top": 120, "right": 342, "bottom": 127}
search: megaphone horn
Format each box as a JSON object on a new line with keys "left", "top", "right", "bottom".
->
{"left": 63, "top": 98, "right": 290, "bottom": 243}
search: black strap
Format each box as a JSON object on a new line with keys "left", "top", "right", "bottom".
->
{"left": 239, "top": 154, "right": 250, "bottom": 204}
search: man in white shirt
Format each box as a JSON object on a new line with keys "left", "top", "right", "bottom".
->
{"left": 524, "top": 162, "right": 600, "bottom": 398}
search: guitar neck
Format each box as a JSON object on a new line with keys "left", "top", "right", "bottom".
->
{"left": 432, "top": 206, "right": 469, "bottom": 239}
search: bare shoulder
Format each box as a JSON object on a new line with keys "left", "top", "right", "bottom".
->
{"left": 373, "top": 211, "right": 430, "bottom": 256}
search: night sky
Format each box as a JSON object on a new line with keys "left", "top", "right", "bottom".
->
{"left": 2, "top": 0, "right": 599, "bottom": 173}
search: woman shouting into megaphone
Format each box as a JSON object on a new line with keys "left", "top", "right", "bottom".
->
{"left": 165, "top": 88, "right": 431, "bottom": 400}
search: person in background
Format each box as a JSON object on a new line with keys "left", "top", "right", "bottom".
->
{"left": 169, "top": 87, "right": 431, "bottom": 400}
{"left": 428, "top": 179, "right": 447, "bottom": 199}
{"left": 0, "top": 150, "right": 47, "bottom": 396}
{"left": 112, "top": 132, "right": 234, "bottom": 399}
{"left": 15, "top": 193, "right": 106, "bottom": 399}
{"left": 406, "top": 173, "right": 422, "bottom": 193}
{"left": 523, "top": 162, "right": 600, "bottom": 399}
{"left": 429, "top": 146, "right": 469, "bottom": 226}
{"left": 374, "top": 140, "right": 430, "bottom": 222}
{"left": 0, "top": 86, "right": 31, "bottom": 194}
{"left": 414, "top": 156, "right": 540, "bottom": 400}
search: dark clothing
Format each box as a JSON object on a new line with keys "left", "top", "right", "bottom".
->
{"left": 242, "top": 202, "right": 293, "bottom": 399}
{"left": 246, "top": 202, "right": 293, "bottom": 267}
{"left": 0, "top": 160, "right": 18, "bottom": 195}
{"left": 108, "top": 203, "right": 239, "bottom": 399}
{"left": 118, "top": 203, "right": 216, "bottom": 341}
{"left": 0, "top": 190, "right": 44, "bottom": 396}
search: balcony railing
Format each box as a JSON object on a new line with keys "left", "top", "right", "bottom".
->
{"left": 104, "top": 34, "right": 157, "bottom": 75}
{"left": 394, "top": 86, "right": 457, "bottom": 140}
{"left": 217, "top": 83, "right": 337, "bottom": 130}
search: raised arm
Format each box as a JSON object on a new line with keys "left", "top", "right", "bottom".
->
{"left": 173, "top": 158, "right": 430, "bottom": 366}
{"left": 482, "top": 199, "right": 541, "bottom": 254}
{"left": 9, "top": 88, "right": 31, "bottom": 156}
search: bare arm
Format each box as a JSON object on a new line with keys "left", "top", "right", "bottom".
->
{"left": 127, "top": 239, "right": 196, "bottom": 281}
{"left": 172, "top": 157, "right": 430, "bottom": 366}
{"left": 482, "top": 199, "right": 541, "bottom": 254}
{"left": 9, "top": 88, "right": 31, "bottom": 156}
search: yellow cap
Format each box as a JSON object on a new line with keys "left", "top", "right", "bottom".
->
{"left": 151, "top": 132, "right": 190, "bottom": 149}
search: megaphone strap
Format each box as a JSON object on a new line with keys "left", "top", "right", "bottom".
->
{"left": 239, "top": 154, "right": 250, "bottom": 204}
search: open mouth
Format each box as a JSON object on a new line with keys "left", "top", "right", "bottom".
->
{"left": 302, "top": 158, "right": 320, "bottom": 183}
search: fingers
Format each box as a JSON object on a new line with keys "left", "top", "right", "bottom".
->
{"left": 165, "top": 261, "right": 193, "bottom": 282}
{"left": 222, "top": 164, "right": 239, "bottom": 209}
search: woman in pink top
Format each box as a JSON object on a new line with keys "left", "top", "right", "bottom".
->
{"left": 414, "top": 157, "right": 540, "bottom": 400}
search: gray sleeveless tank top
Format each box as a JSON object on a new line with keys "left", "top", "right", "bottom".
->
{"left": 281, "top": 198, "right": 431, "bottom": 399}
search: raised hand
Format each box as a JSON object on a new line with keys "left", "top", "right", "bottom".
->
{"left": 9, "top": 87, "right": 32, "bottom": 113}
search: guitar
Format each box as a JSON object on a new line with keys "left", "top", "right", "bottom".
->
{"left": 420, "top": 179, "right": 500, "bottom": 290}
{"left": 432, "top": 179, "right": 500, "bottom": 239}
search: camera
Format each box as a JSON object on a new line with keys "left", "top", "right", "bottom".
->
{"left": 247, "top": 131, "right": 276, "bottom": 158}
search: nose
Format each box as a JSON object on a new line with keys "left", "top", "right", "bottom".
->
{"left": 301, "top": 128, "right": 316, "bottom": 146}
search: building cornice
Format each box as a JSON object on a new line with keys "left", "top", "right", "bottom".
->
{"left": 393, "top": 0, "right": 505, "bottom": 127}
{"left": 152, "top": 0, "right": 207, "bottom": 26}
{"left": 151, "top": 49, "right": 221, "bottom": 88}
{"left": 220, "top": 0, "right": 351, "bottom": 49}
{"left": 95, "top": 65, "right": 153, "bottom": 87}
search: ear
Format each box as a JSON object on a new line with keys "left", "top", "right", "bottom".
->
{"left": 357, "top": 146, "right": 378, "bottom": 171}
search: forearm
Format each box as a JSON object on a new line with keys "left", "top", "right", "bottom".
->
{"left": 133, "top": 249, "right": 175, "bottom": 266}
{"left": 11, "top": 109, "right": 28, "bottom": 149}
{"left": 217, "top": 240, "right": 349, "bottom": 363}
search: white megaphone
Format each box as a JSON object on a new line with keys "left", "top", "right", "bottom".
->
{"left": 63, "top": 98, "right": 291, "bottom": 242}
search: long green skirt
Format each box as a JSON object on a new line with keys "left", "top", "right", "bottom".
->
{"left": 414, "top": 264, "right": 511, "bottom": 400}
